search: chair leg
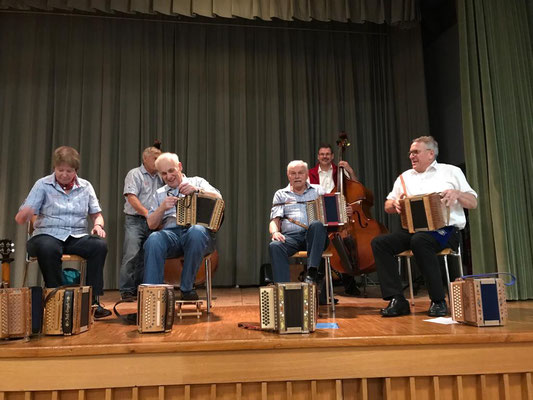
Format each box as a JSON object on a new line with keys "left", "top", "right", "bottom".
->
{"left": 443, "top": 255, "right": 451, "bottom": 305}
{"left": 406, "top": 257, "right": 415, "bottom": 307}
{"left": 205, "top": 258, "right": 212, "bottom": 313}
{"left": 80, "top": 259, "right": 87, "bottom": 286}
{"left": 324, "top": 256, "right": 335, "bottom": 313}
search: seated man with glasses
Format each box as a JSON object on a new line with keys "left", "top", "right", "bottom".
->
{"left": 142, "top": 152, "right": 221, "bottom": 300}
{"left": 371, "top": 136, "right": 478, "bottom": 317}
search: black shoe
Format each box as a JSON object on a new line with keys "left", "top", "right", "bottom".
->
{"left": 94, "top": 304, "right": 112, "bottom": 319}
{"left": 380, "top": 296, "right": 411, "bottom": 317}
{"left": 181, "top": 290, "right": 199, "bottom": 301}
{"left": 120, "top": 291, "right": 137, "bottom": 301}
{"left": 428, "top": 300, "right": 448, "bottom": 317}
{"left": 304, "top": 268, "right": 318, "bottom": 285}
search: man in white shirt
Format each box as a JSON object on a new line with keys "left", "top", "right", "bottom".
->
{"left": 372, "top": 136, "right": 478, "bottom": 317}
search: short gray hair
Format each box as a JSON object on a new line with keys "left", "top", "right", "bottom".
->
{"left": 412, "top": 136, "right": 439, "bottom": 157}
{"left": 287, "top": 160, "right": 308, "bottom": 172}
{"left": 155, "top": 152, "right": 180, "bottom": 170}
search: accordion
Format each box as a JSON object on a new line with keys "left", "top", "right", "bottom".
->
{"left": 306, "top": 193, "right": 348, "bottom": 227}
{"left": 43, "top": 286, "right": 93, "bottom": 335}
{"left": 259, "top": 283, "right": 317, "bottom": 334}
{"left": 450, "top": 277, "right": 508, "bottom": 326}
{"left": 400, "top": 193, "right": 448, "bottom": 233}
{"left": 138, "top": 284, "right": 175, "bottom": 333}
{"left": 176, "top": 193, "right": 225, "bottom": 232}
{"left": 0, "top": 288, "right": 32, "bottom": 339}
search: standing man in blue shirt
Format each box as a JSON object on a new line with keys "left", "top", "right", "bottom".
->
{"left": 268, "top": 160, "right": 329, "bottom": 284}
{"left": 143, "top": 152, "right": 222, "bottom": 301}
{"left": 15, "top": 146, "right": 111, "bottom": 318}
{"left": 118, "top": 141, "right": 163, "bottom": 300}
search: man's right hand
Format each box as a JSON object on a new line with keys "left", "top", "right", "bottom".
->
{"left": 161, "top": 195, "right": 178, "bottom": 211}
{"left": 271, "top": 232, "right": 286, "bottom": 242}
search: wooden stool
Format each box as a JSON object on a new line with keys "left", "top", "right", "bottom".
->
{"left": 292, "top": 251, "right": 335, "bottom": 312}
{"left": 176, "top": 300, "right": 203, "bottom": 319}
{"left": 396, "top": 246, "right": 463, "bottom": 307}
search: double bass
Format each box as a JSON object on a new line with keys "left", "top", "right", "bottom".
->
{"left": 326, "top": 133, "right": 387, "bottom": 275}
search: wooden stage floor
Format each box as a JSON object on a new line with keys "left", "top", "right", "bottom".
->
{"left": 2, "top": 286, "right": 533, "bottom": 399}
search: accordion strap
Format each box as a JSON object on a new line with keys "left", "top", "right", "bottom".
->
{"left": 460, "top": 272, "right": 517, "bottom": 286}
{"left": 399, "top": 174, "right": 408, "bottom": 197}
{"left": 113, "top": 300, "right": 137, "bottom": 325}
{"left": 283, "top": 217, "right": 308, "bottom": 230}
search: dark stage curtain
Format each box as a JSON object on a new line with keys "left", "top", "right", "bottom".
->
{"left": 0, "top": 13, "right": 427, "bottom": 288}
{"left": 458, "top": 0, "right": 533, "bottom": 299}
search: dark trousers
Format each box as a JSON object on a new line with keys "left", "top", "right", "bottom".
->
{"left": 27, "top": 234, "right": 108, "bottom": 296}
{"left": 268, "top": 221, "right": 327, "bottom": 283}
{"left": 371, "top": 230, "right": 459, "bottom": 302}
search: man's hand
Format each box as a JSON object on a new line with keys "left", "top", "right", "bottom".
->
{"left": 91, "top": 224, "right": 106, "bottom": 238}
{"left": 178, "top": 182, "right": 198, "bottom": 196}
{"left": 440, "top": 189, "right": 478, "bottom": 209}
{"left": 385, "top": 199, "right": 402, "bottom": 214}
{"left": 338, "top": 161, "right": 357, "bottom": 180}
{"left": 161, "top": 195, "right": 179, "bottom": 211}
{"left": 271, "top": 232, "right": 286, "bottom": 243}
{"left": 346, "top": 205, "right": 353, "bottom": 217}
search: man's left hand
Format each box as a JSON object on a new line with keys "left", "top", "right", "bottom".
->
{"left": 178, "top": 182, "right": 198, "bottom": 196}
{"left": 346, "top": 205, "right": 353, "bottom": 217}
{"left": 441, "top": 189, "right": 461, "bottom": 207}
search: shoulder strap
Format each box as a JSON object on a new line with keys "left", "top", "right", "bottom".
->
{"left": 399, "top": 174, "right": 408, "bottom": 197}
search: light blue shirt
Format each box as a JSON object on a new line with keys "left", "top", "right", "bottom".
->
{"left": 21, "top": 173, "right": 102, "bottom": 241}
{"left": 123, "top": 164, "right": 163, "bottom": 215}
{"left": 149, "top": 175, "right": 221, "bottom": 229}
{"left": 270, "top": 183, "right": 325, "bottom": 234}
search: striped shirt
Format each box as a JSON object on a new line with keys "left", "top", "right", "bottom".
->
{"left": 149, "top": 175, "right": 221, "bottom": 229}
{"left": 21, "top": 173, "right": 102, "bottom": 241}
{"left": 270, "top": 183, "right": 325, "bottom": 234}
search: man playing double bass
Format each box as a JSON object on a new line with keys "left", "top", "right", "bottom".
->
{"left": 372, "top": 136, "right": 478, "bottom": 317}
{"left": 309, "top": 143, "right": 360, "bottom": 296}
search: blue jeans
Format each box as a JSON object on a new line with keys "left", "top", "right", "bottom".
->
{"left": 119, "top": 215, "right": 152, "bottom": 294}
{"left": 143, "top": 225, "right": 215, "bottom": 292}
{"left": 268, "top": 221, "right": 327, "bottom": 283}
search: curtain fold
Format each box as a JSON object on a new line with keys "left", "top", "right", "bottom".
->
{"left": 0, "top": 0, "right": 418, "bottom": 24}
{"left": 0, "top": 13, "right": 427, "bottom": 288}
{"left": 458, "top": 0, "right": 533, "bottom": 299}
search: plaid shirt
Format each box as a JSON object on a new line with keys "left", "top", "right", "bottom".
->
{"left": 123, "top": 164, "right": 163, "bottom": 215}
{"left": 270, "top": 183, "right": 325, "bottom": 234}
{"left": 21, "top": 173, "right": 102, "bottom": 241}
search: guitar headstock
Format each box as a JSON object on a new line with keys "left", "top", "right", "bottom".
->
{"left": 0, "top": 239, "right": 15, "bottom": 263}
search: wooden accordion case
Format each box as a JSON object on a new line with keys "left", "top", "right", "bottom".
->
{"left": 400, "top": 193, "right": 448, "bottom": 233}
{"left": 259, "top": 283, "right": 317, "bottom": 334}
{"left": 450, "top": 277, "right": 508, "bottom": 326}
{"left": 137, "top": 284, "right": 175, "bottom": 333}
{"left": 176, "top": 193, "right": 225, "bottom": 232}
{"left": 43, "top": 286, "right": 93, "bottom": 335}
{"left": 0, "top": 288, "right": 32, "bottom": 339}
{"left": 306, "top": 193, "right": 348, "bottom": 227}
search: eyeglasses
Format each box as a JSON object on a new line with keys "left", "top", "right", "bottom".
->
{"left": 408, "top": 149, "right": 431, "bottom": 157}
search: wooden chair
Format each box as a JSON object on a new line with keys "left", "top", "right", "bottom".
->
{"left": 396, "top": 245, "right": 463, "bottom": 307}
{"left": 23, "top": 221, "right": 87, "bottom": 287}
{"left": 164, "top": 252, "right": 215, "bottom": 313}
{"left": 291, "top": 251, "right": 335, "bottom": 312}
